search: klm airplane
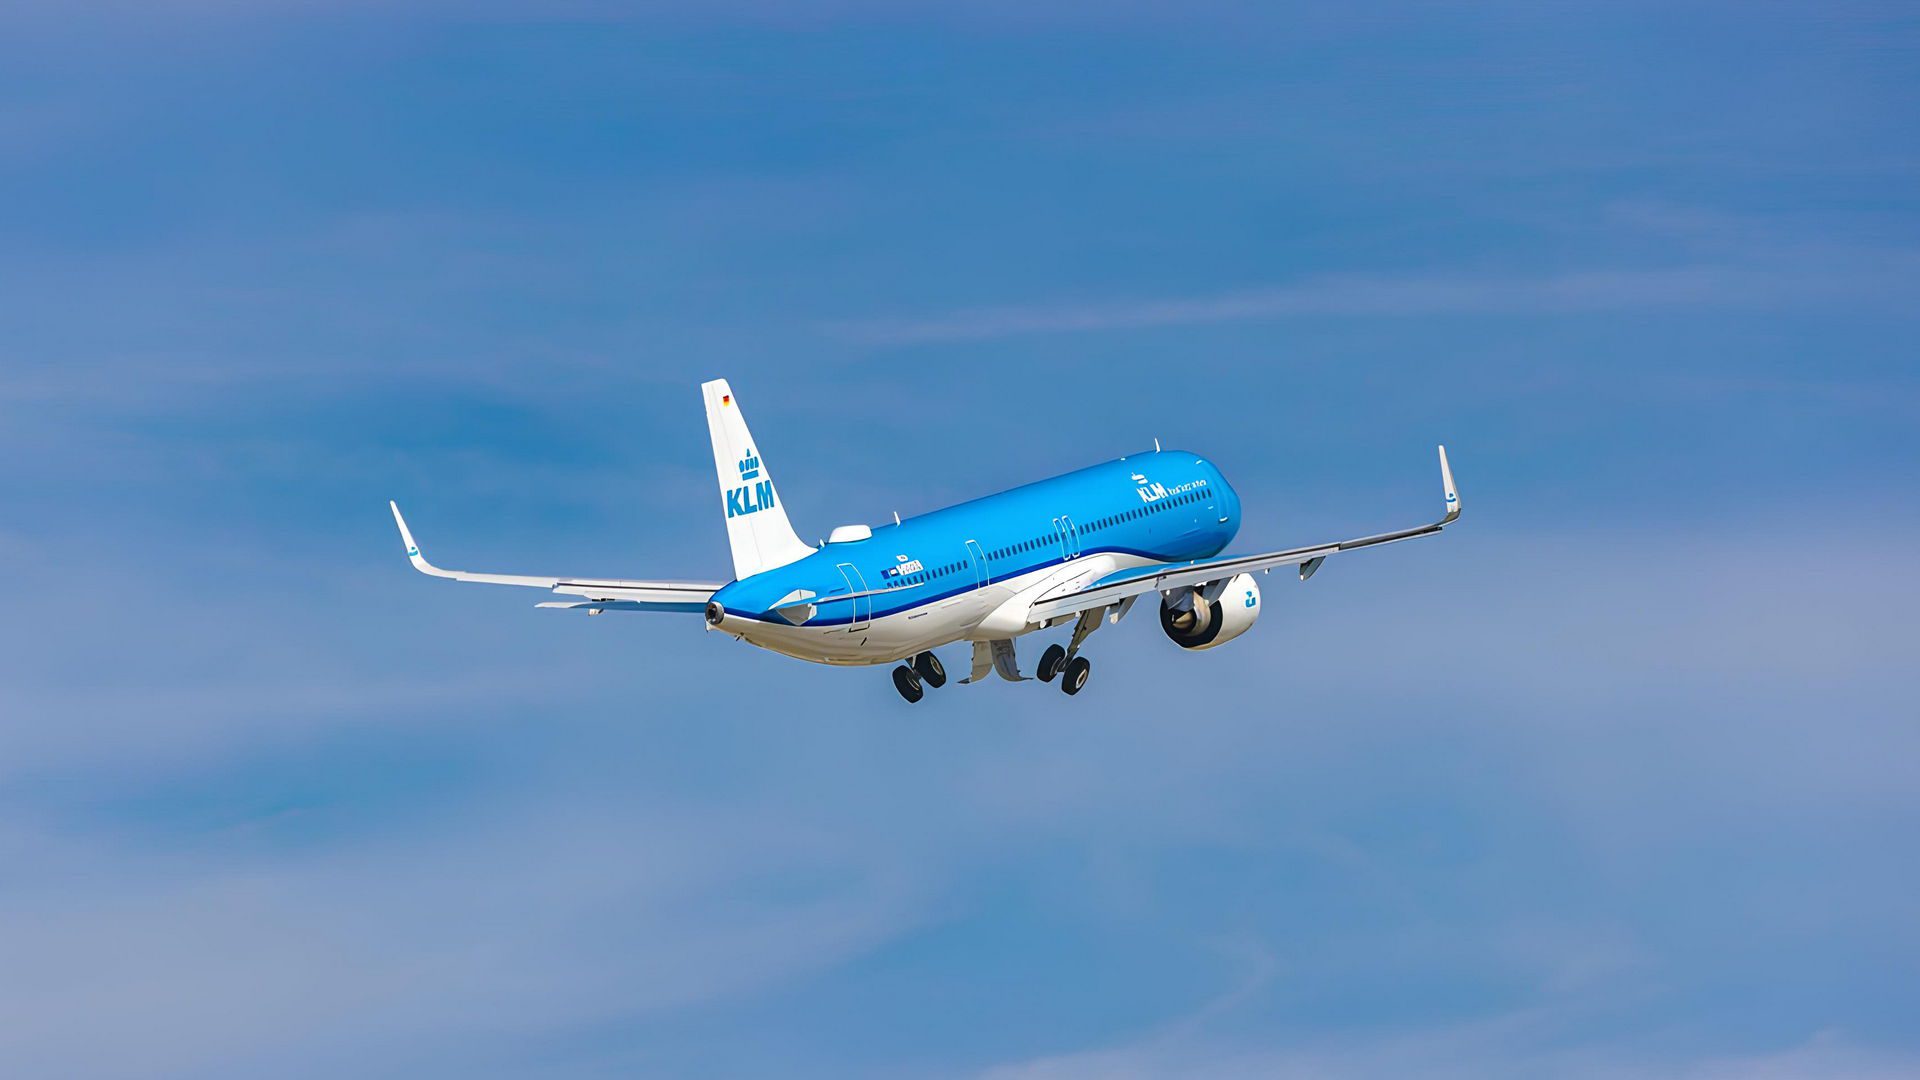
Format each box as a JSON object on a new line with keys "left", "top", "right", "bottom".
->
{"left": 390, "top": 378, "right": 1461, "bottom": 701}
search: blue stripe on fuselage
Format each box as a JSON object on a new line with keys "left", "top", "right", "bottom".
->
{"left": 710, "top": 451, "right": 1241, "bottom": 626}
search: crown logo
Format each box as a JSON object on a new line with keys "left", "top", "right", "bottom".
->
{"left": 738, "top": 448, "right": 762, "bottom": 480}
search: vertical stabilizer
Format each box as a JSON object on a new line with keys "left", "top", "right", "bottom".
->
{"left": 702, "top": 379, "right": 815, "bottom": 579}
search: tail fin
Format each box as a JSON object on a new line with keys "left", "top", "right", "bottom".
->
{"left": 702, "top": 378, "right": 815, "bottom": 580}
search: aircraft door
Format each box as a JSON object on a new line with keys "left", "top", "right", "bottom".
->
{"left": 835, "top": 562, "right": 871, "bottom": 631}
{"left": 965, "top": 539, "right": 989, "bottom": 588}
{"left": 1054, "top": 516, "right": 1082, "bottom": 559}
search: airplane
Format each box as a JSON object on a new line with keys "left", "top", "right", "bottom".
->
{"left": 389, "top": 378, "right": 1461, "bottom": 702}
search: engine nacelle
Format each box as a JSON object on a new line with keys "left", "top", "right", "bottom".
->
{"left": 1160, "top": 573, "right": 1261, "bottom": 651}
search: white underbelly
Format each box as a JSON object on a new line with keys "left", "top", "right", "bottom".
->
{"left": 730, "top": 553, "right": 1159, "bottom": 666}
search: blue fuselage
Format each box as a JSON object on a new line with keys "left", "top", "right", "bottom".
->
{"left": 712, "top": 450, "right": 1240, "bottom": 626}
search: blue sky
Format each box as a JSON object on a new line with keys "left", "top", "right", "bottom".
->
{"left": 2, "top": 2, "right": 1916, "bottom": 1076}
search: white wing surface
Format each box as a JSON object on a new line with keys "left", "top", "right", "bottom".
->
{"left": 1026, "top": 446, "right": 1462, "bottom": 625}
{"left": 390, "top": 502, "right": 722, "bottom": 613}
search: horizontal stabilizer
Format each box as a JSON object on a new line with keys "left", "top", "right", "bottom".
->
{"left": 535, "top": 600, "right": 707, "bottom": 614}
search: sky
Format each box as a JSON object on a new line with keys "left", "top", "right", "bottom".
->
{"left": 1, "top": 2, "right": 1917, "bottom": 1076}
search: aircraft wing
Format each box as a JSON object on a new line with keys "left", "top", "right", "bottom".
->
{"left": 389, "top": 501, "right": 722, "bottom": 613}
{"left": 1026, "top": 446, "right": 1461, "bottom": 625}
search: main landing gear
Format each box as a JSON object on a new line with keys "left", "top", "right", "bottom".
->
{"left": 892, "top": 651, "right": 947, "bottom": 703}
{"left": 891, "top": 665, "right": 923, "bottom": 703}
{"left": 914, "top": 650, "right": 947, "bottom": 688}
{"left": 1036, "top": 643, "right": 1092, "bottom": 696}
{"left": 1034, "top": 605, "right": 1106, "bottom": 696}
{"left": 1037, "top": 644, "right": 1067, "bottom": 682}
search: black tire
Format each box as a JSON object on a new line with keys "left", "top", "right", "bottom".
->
{"left": 892, "top": 665, "right": 924, "bottom": 703}
{"left": 914, "top": 651, "right": 947, "bottom": 689}
{"left": 1061, "top": 656, "right": 1091, "bottom": 696}
{"left": 1037, "top": 644, "right": 1067, "bottom": 683}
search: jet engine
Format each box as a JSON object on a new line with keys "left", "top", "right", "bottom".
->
{"left": 1160, "top": 573, "right": 1261, "bottom": 650}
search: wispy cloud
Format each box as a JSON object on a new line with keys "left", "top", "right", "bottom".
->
{"left": 828, "top": 259, "right": 1920, "bottom": 345}
{"left": 979, "top": 1019, "right": 1920, "bottom": 1080}
{"left": 0, "top": 803, "right": 933, "bottom": 1077}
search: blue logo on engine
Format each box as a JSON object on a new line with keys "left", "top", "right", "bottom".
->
{"left": 1245, "top": 589, "right": 1257, "bottom": 608}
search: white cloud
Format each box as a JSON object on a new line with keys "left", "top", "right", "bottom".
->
{"left": 829, "top": 258, "right": 1920, "bottom": 344}
{"left": 980, "top": 1009, "right": 1920, "bottom": 1080}
{"left": 0, "top": 800, "right": 933, "bottom": 1077}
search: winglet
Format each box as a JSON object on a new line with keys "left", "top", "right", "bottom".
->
{"left": 389, "top": 500, "right": 444, "bottom": 577}
{"left": 1438, "top": 445, "right": 1460, "bottom": 525}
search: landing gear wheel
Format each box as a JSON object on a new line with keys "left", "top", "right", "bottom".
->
{"left": 913, "top": 651, "right": 947, "bottom": 689}
{"left": 1061, "top": 656, "right": 1091, "bottom": 696}
{"left": 1037, "top": 644, "right": 1067, "bottom": 683}
{"left": 892, "top": 665, "right": 925, "bottom": 703}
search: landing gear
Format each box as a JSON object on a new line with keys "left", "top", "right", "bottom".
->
{"left": 1036, "top": 644, "right": 1068, "bottom": 683}
{"left": 892, "top": 664, "right": 924, "bottom": 703}
{"left": 893, "top": 652, "right": 945, "bottom": 702}
{"left": 1061, "top": 656, "right": 1091, "bottom": 695}
{"left": 913, "top": 651, "right": 947, "bottom": 689}
{"left": 1040, "top": 608, "right": 1102, "bottom": 694}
